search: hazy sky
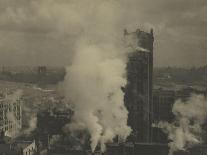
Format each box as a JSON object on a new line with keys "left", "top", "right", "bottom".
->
{"left": 0, "top": 0, "right": 206, "bottom": 67}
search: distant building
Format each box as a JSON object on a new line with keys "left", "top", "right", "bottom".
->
{"left": 0, "top": 66, "right": 65, "bottom": 84}
{"left": 124, "top": 28, "right": 154, "bottom": 142}
{"left": 0, "top": 91, "right": 22, "bottom": 137}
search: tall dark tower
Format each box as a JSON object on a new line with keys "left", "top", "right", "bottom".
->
{"left": 124, "top": 28, "right": 154, "bottom": 142}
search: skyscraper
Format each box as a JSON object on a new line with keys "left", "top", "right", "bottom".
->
{"left": 124, "top": 28, "right": 154, "bottom": 142}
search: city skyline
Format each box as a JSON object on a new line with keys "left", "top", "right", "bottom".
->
{"left": 0, "top": 0, "right": 207, "bottom": 154}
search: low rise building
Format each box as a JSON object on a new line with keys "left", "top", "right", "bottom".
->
{"left": 0, "top": 132, "right": 36, "bottom": 155}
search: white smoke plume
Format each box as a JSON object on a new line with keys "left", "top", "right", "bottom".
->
{"left": 63, "top": 41, "right": 132, "bottom": 152}
{"left": 55, "top": 0, "right": 133, "bottom": 152}
{"left": 154, "top": 94, "right": 207, "bottom": 155}
{"left": 32, "top": 0, "right": 136, "bottom": 152}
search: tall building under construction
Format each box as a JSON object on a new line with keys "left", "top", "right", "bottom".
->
{"left": 124, "top": 28, "right": 154, "bottom": 142}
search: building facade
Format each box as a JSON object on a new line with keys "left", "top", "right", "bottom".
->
{"left": 0, "top": 140, "right": 36, "bottom": 155}
{"left": 124, "top": 28, "right": 154, "bottom": 142}
{"left": 152, "top": 89, "right": 175, "bottom": 143}
{"left": 0, "top": 91, "right": 22, "bottom": 137}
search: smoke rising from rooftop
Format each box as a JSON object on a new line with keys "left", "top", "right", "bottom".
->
{"left": 63, "top": 42, "right": 131, "bottom": 152}
{"left": 54, "top": 0, "right": 132, "bottom": 152}
{"left": 154, "top": 94, "right": 207, "bottom": 155}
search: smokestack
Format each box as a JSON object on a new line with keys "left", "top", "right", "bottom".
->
{"left": 62, "top": 44, "right": 132, "bottom": 152}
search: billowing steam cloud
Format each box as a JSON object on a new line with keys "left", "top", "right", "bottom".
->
{"left": 63, "top": 41, "right": 131, "bottom": 152}
{"left": 45, "top": 0, "right": 134, "bottom": 152}
{"left": 153, "top": 94, "right": 207, "bottom": 155}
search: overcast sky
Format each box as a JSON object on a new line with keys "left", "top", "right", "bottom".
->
{"left": 0, "top": 0, "right": 206, "bottom": 67}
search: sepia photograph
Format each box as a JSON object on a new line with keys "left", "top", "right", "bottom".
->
{"left": 0, "top": 0, "right": 207, "bottom": 155}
